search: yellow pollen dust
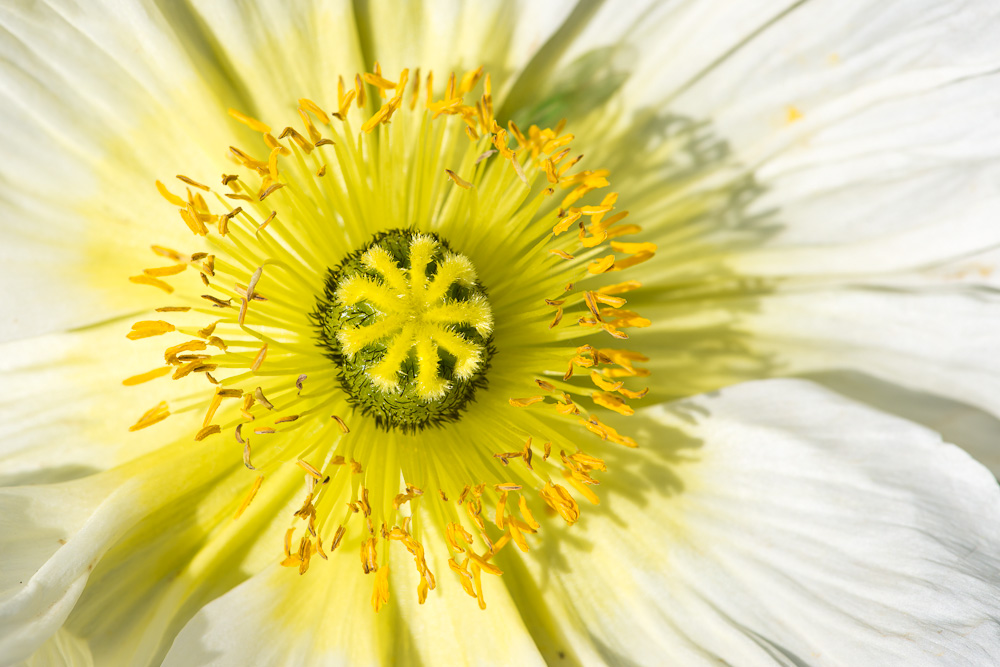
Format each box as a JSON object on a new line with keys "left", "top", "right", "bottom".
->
{"left": 336, "top": 235, "right": 493, "bottom": 400}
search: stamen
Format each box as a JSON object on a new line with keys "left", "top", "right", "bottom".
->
{"left": 122, "top": 367, "right": 171, "bottom": 386}
{"left": 195, "top": 425, "right": 221, "bottom": 441}
{"left": 128, "top": 64, "right": 652, "bottom": 614}
{"left": 251, "top": 345, "right": 268, "bottom": 372}
{"left": 126, "top": 321, "right": 175, "bottom": 340}
{"left": 228, "top": 108, "right": 271, "bottom": 133}
{"left": 234, "top": 475, "right": 264, "bottom": 519}
{"left": 128, "top": 401, "right": 170, "bottom": 431}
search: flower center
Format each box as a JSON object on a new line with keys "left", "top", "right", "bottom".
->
{"left": 123, "top": 63, "right": 655, "bottom": 613}
{"left": 314, "top": 229, "right": 494, "bottom": 430}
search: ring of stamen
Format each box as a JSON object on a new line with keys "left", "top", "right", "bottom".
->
{"left": 123, "top": 63, "right": 654, "bottom": 613}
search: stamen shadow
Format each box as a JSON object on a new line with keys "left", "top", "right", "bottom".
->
{"left": 489, "top": 44, "right": 788, "bottom": 663}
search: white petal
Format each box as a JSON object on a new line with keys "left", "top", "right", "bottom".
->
{"left": 185, "top": 0, "right": 364, "bottom": 123}
{"left": 508, "top": 379, "right": 1000, "bottom": 664}
{"left": 0, "top": 1, "right": 241, "bottom": 342}
{"left": 0, "top": 434, "right": 293, "bottom": 665}
{"left": 386, "top": 526, "right": 546, "bottom": 666}
{"left": 162, "top": 524, "right": 547, "bottom": 666}
{"left": 539, "top": 1, "right": 1000, "bottom": 279}
{"left": 727, "top": 66, "right": 1000, "bottom": 277}
{"left": 358, "top": 0, "right": 513, "bottom": 74}
{"left": 358, "top": 0, "right": 579, "bottom": 101}
{"left": 0, "top": 322, "right": 204, "bottom": 481}
{"left": 679, "top": 1, "right": 1000, "bottom": 274}
{"left": 0, "top": 477, "right": 114, "bottom": 665}
{"left": 638, "top": 277, "right": 1000, "bottom": 471}
{"left": 162, "top": 558, "right": 380, "bottom": 667}
{"left": 802, "top": 369, "right": 1000, "bottom": 479}
{"left": 933, "top": 247, "right": 1000, "bottom": 289}
{"left": 20, "top": 628, "right": 94, "bottom": 667}
{"left": 737, "top": 285, "right": 1000, "bottom": 420}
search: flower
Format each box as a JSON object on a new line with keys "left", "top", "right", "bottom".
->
{"left": 2, "top": 1, "right": 1000, "bottom": 665}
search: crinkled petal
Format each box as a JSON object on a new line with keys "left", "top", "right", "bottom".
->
{"left": 356, "top": 0, "right": 566, "bottom": 83}
{"left": 0, "top": 0, "right": 245, "bottom": 342}
{"left": 557, "top": 1, "right": 1000, "bottom": 281}
{"left": 638, "top": 278, "right": 1000, "bottom": 471}
{"left": 161, "top": 561, "right": 378, "bottom": 667}
{"left": 161, "top": 529, "right": 546, "bottom": 666}
{"left": 503, "top": 379, "right": 1000, "bottom": 664}
{"left": 0, "top": 321, "right": 207, "bottom": 482}
{"left": 184, "top": 0, "right": 364, "bottom": 123}
{"left": 0, "top": 438, "right": 299, "bottom": 666}
{"left": 700, "top": 0, "right": 1000, "bottom": 275}
{"left": 801, "top": 369, "right": 1000, "bottom": 479}
{"left": 0, "top": 475, "right": 124, "bottom": 665}
{"left": 738, "top": 285, "right": 1000, "bottom": 421}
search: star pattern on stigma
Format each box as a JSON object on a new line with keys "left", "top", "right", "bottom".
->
{"left": 314, "top": 230, "right": 495, "bottom": 431}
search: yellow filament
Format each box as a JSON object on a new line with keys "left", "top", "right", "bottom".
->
{"left": 124, "top": 64, "right": 655, "bottom": 615}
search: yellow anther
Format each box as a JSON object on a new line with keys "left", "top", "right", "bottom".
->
{"left": 126, "top": 320, "right": 175, "bottom": 340}
{"left": 233, "top": 474, "right": 264, "bottom": 520}
{"left": 592, "top": 392, "right": 635, "bottom": 416}
{"left": 539, "top": 482, "right": 580, "bottom": 525}
{"left": 588, "top": 255, "right": 615, "bottom": 274}
{"left": 128, "top": 275, "right": 174, "bottom": 293}
{"left": 509, "top": 396, "right": 544, "bottom": 408}
{"left": 445, "top": 169, "right": 473, "bottom": 189}
{"left": 128, "top": 64, "right": 654, "bottom": 615}
{"left": 155, "top": 180, "right": 186, "bottom": 207}
{"left": 122, "top": 367, "right": 172, "bottom": 386}
{"left": 228, "top": 108, "right": 271, "bottom": 133}
{"left": 128, "top": 401, "right": 170, "bottom": 432}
